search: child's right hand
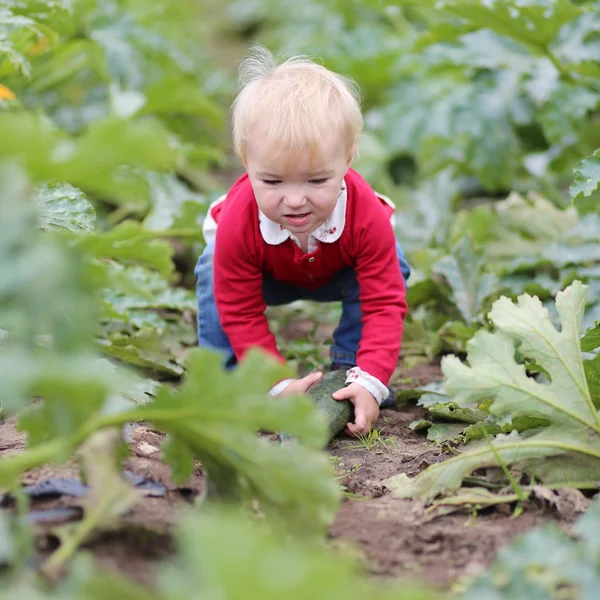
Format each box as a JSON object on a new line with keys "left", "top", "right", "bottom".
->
{"left": 280, "top": 371, "right": 323, "bottom": 396}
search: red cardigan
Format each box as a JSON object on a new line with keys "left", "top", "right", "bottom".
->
{"left": 212, "top": 168, "right": 407, "bottom": 384}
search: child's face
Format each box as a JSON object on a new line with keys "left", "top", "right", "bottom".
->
{"left": 244, "top": 127, "right": 354, "bottom": 238}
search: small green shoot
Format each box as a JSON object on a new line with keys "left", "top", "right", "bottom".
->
{"left": 346, "top": 428, "right": 393, "bottom": 452}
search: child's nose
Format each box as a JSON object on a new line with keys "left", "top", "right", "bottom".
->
{"left": 283, "top": 193, "right": 307, "bottom": 209}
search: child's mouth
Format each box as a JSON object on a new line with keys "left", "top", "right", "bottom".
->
{"left": 283, "top": 213, "right": 311, "bottom": 227}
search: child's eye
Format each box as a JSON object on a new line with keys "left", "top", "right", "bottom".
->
{"left": 309, "top": 178, "right": 329, "bottom": 185}
{"left": 262, "top": 180, "right": 281, "bottom": 186}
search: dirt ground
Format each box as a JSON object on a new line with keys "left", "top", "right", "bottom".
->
{"left": 0, "top": 357, "right": 584, "bottom": 591}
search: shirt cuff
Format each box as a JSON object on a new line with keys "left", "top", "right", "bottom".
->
{"left": 345, "top": 367, "right": 388, "bottom": 405}
{"left": 268, "top": 379, "right": 294, "bottom": 398}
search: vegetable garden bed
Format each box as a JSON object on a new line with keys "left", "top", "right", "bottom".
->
{"left": 2, "top": 1, "right": 600, "bottom": 598}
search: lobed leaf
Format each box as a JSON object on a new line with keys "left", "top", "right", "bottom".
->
{"left": 136, "top": 349, "right": 340, "bottom": 536}
{"left": 387, "top": 282, "right": 600, "bottom": 501}
{"left": 444, "top": 282, "right": 599, "bottom": 429}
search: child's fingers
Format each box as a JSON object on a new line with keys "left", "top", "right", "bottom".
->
{"left": 352, "top": 408, "right": 368, "bottom": 434}
{"left": 302, "top": 371, "right": 323, "bottom": 387}
{"left": 332, "top": 386, "right": 352, "bottom": 400}
{"left": 291, "top": 371, "right": 322, "bottom": 393}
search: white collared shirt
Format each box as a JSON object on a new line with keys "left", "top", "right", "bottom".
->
{"left": 258, "top": 181, "right": 347, "bottom": 252}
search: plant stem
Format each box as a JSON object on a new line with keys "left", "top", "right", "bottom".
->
{"left": 544, "top": 48, "right": 577, "bottom": 85}
{"left": 0, "top": 411, "right": 139, "bottom": 486}
{"left": 107, "top": 204, "right": 136, "bottom": 226}
{"left": 483, "top": 430, "right": 528, "bottom": 516}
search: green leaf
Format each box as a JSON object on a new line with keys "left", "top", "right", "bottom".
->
{"left": 0, "top": 113, "right": 177, "bottom": 207}
{"left": 429, "top": 487, "right": 520, "bottom": 512}
{"left": 464, "top": 497, "right": 600, "bottom": 598}
{"left": 430, "top": 0, "right": 581, "bottom": 51}
{"left": 570, "top": 152, "right": 600, "bottom": 215}
{"left": 426, "top": 422, "right": 466, "bottom": 444}
{"left": 585, "top": 353, "right": 600, "bottom": 409}
{"left": 432, "top": 236, "right": 498, "bottom": 324}
{"left": 73, "top": 221, "right": 174, "bottom": 277}
{"left": 387, "top": 429, "right": 563, "bottom": 501}
{"left": 446, "top": 282, "right": 598, "bottom": 428}
{"left": 426, "top": 401, "right": 487, "bottom": 424}
{"left": 101, "top": 263, "right": 195, "bottom": 315}
{"left": 98, "top": 328, "right": 184, "bottom": 377}
{"left": 539, "top": 84, "right": 600, "bottom": 146}
{"left": 387, "top": 282, "right": 600, "bottom": 501}
{"left": 573, "top": 495, "right": 600, "bottom": 553}
{"left": 0, "top": 165, "right": 112, "bottom": 418}
{"left": 553, "top": 12, "right": 600, "bottom": 68}
{"left": 161, "top": 436, "right": 195, "bottom": 486}
{"left": 137, "top": 349, "right": 340, "bottom": 536}
{"left": 531, "top": 453, "right": 600, "bottom": 489}
{"left": 582, "top": 321, "right": 600, "bottom": 352}
{"left": 141, "top": 76, "right": 224, "bottom": 126}
{"left": 156, "top": 508, "right": 433, "bottom": 600}
{"left": 141, "top": 171, "right": 207, "bottom": 233}
{"left": 451, "top": 192, "right": 578, "bottom": 263}
{"left": 0, "top": 512, "right": 15, "bottom": 565}
{"left": 36, "top": 182, "right": 96, "bottom": 233}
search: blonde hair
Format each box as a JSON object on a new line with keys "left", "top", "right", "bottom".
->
{"left": 232, "top": 45, "right": 363, "bottom": 163}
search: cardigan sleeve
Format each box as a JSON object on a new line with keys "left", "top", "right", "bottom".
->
{"left": 352, "top": 197, "right": 407, "bottom": 384}
{"left": 213, "top": 216, "right": 285, "bottom": 365}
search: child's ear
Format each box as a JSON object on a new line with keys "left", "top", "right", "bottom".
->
{"left": 347, "top": 143, "right": 357, "bottom": 167}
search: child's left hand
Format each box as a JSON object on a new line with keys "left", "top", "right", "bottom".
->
{"left": 332, "top": 383, "right": 379, "bottom": 437}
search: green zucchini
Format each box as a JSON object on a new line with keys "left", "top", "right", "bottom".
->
{"left": 307, "top": 370, "right": 354, "bottom": 442}
{"left": 279, "top": 370, "right": 354, "bottom": 445}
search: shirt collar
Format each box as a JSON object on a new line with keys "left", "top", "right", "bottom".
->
{"left": 258, "top": 180, "right": 347, "bottom": 246}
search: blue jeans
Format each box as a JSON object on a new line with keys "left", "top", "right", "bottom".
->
{"left": 195, "top": 240, "right": 410, "bottom": 370}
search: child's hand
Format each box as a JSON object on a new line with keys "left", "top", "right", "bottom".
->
{"left": 280, "top": 371, "right": 323, "bottom": 396}
{"left": 332, "top": 383, "right": 379, "bottom": 436}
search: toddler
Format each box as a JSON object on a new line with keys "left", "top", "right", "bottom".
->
{"left": 195, "top": 46, "right": 410, "bottom": 436}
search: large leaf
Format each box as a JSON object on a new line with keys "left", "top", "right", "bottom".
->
{"left": 432, "top": 236, "right": 498, "bottom": 324}
{"left": 1, "top": 345, "right": 341, "bottom": 537}
{"left": 136, "top": 349, "right": 339, "bottom": 536}
{"left": 445, "top": 283, "right": 598, "bottom": 427}
{"left": 387, "top": 282, "right": 600, "bottom": 501}
{"left": 0, "top": 165, "right": 112, "bottom": 417}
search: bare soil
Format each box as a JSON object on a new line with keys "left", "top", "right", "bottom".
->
{"left": 327, "top": 362, "right": 569, "bottom": 589}
{"left": 0, "top": 361, "right": 582, "bottom": 590}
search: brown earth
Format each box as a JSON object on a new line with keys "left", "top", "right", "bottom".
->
{"left": 0, "top": 361, "right": 584, "bottom": 591}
